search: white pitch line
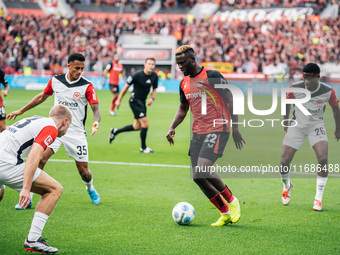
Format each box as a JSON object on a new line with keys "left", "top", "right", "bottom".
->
{"left": 49, "top": 159, "right": 190, "bottom": 168}
{"left": 48, "top": 159, "right": 340, "bottom": 177}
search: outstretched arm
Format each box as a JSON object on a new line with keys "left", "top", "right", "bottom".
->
{"left": 7, "top": 92, "right": 50, "bottom": 120}
{"left": 283, "top": 104, "right": 291, "bottom": 132}
{"left": 166, "top": 102, "right": 189, "bottom": 146}
{"left": 90, "top": 103, "right": 101, "bottom": 136}
{"left": 332, "top": 104, "right": 340, "bottom": 140}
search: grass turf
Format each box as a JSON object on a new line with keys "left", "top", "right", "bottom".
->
{"left": 0, "top": 89, "right": 339, "bottom": 254}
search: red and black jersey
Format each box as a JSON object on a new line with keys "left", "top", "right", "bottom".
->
{"left": 0, "top": 69, "right": 9, "bottom": 108}
{"left": 180, "top": 67, "right": 230, "bottom": 134}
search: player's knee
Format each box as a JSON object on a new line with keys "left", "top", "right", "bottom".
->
{"left": 55, "top": 183, "right": 63, "bottom": 198}
{"left": 317, "top": 155, "right": 327, "bottom": 166}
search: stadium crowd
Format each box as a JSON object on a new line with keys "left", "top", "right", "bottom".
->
{"left": 0, "top": 0, "right": 339, "bottom": 76}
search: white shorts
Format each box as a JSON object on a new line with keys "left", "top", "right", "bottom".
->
{"left": 0, "top": 161, "right": 42, "bottom": 192}
{"left": 283, "top": 122, "right": 328, "bottom": 151}
{"left": 48, "top": 132, "right": 89, "bottom": 162}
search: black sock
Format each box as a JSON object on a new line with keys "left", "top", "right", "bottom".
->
{"left": 140, "top": 127, "right": 148, "bottom": 149}
{"left": 116, "top": 124, "right": 134, "bottom": 135}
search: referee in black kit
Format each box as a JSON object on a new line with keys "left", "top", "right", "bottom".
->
{"left": 109, "top": 57, "right": 158, "bottom": 153}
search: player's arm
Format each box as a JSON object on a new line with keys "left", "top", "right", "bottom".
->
{"left": 283, "top": 104, "right": 291, "bottom": 132}
{"left": 7, "top": 92, "right": 50, "bottom": 120}
{"left": 224, "top": 89, "right": 245, "bottom": 150}
{"left": 19, "top": 142, "right": 44, "bottom": 209}
{"left": 90, "top": 103, "right": 101, "bottom": 136}
{"left": 166, "top": 102, "right": 189, "bottom": 146}
{"left": 147, "top": 88, "right": 157, "bottom": 106}
{"left": 1, "top": 72, "right": 9, "bottom": 97}
{"left": 102, "top": 63, "right": 111, "bottom": 87}
{"left": 116, "top": 83, "right": 131, "bottom": 108}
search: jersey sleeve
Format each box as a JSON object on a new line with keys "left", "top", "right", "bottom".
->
{"left": 126, "top": 75, "right": 134, "bottom": 85}
{"left": 329, "top": 88, "right": 339, "bottom": 107}
{"left": 43, "top": 78, "right": 54, "bottom": 95}
{"left": 179, "top": 81, "right": 188, "bottom": 104}
{"left": 34, "top": 125, "right": 58, "bottom": 150}
{"left": 206, "top": 70, "right": 230, "bottom": 99}
{"left": 105, "top": 63, "right": 112, "bottom": 71}
{"left": 286, "top": 84, "right": 295, "bottom": 99}
{"left": 0, "top": 70, "right": 8, "bottom": 86}
{"left": 85, "top": 84, "right": 99, "bottom": 105}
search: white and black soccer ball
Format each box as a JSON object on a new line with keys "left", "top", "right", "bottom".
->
{"left": 172, "top": 202, "right": 195, "bottom": 225}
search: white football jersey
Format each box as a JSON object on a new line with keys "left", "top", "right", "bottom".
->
{"left": 43, "top": 74, "right": 99, "bottom": 134}
{"left": 287, "top": 81, "right": 339, "bottom": 128}
{"left": 0, "top": 116, "right": 58, "bottom": 165}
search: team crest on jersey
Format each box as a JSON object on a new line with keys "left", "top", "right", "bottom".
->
{"left": 44, "top": 135, "right": 54, "bottom": 146}
{"left": 73, "top": 92, "right": 81, "bottom": 100}
{"left": 316, "top": 100, "right": 324, "bottom": 106}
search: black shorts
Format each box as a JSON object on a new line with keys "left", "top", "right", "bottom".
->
{"left": 0, "top": 107, "right": 5, "bottom": 120}
{"left": 129, "top": 97, "right": 146, "bottom": 119}
{"left": 109, "top": 84, "right": 119, "bottom": 94}
{"left": 189, "top": 132, "right": 229, "bottom": 163}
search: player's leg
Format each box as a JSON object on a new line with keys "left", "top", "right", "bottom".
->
{"left": 139, "top": 117, "right": 154, "bottom": 153}
{"left": 109, "top": 100, "right": 141, "bottom": 143}
{"left": 24, "top": 170, "right": 62, "bottom": 253}
{"left": 0, "top": 185, "right": 5, "bottom": 202}
{"left": 312, "top": 141, "right": 328, "bottom": 211}
{"left": 280, "top": 145, "right": 296, "bottom": 205}
{"left": 14, "top": 147, "right": 55, "bottom": 210}
{"left": 109, "top": 85, "right": 119, "bottom": 116}
{"left": 75, "top": 161, "right": 100, "bottom": 204}
{"left": 280, "top": 127, "right": 305, "bottom": 205}
{"left": 193, "top": 157, "right": 232, "bottom": 226}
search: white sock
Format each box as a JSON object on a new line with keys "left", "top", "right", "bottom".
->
{"left": 28, "top": 212, "right": 49, "bottom": 241}
{"left": 315, "top": 176, "right": 327, "bottom": 201}
{"left": 280, "top": 172, "right": 290, "bottom": 190}
{"left": 30, "top": 192, "right": 34, "bottom": 200}
{"left": 82, "top": 177, "right": 94, "bottom": 191}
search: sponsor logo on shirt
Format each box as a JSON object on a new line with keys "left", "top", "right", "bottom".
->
{"left": 58, "top": 100, "right": 78, "bottom": 108}
{"left": 146, "top": 79, "right": 151, "bottom": 84}
{"left": 44, "top": 135, "right": 54, "bottom": 146}
{"left": 73, "top": 92, "right": 81, "bottom": 100}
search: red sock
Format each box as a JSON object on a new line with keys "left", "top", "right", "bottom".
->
{"left": 209, "top": 194, "right": 229, "bottom": 214}
{"left": 111, "top": 97, "right": 117, "bottom": 111}
{"left": 220, "top": 186, "right": 234, "bottom": 203}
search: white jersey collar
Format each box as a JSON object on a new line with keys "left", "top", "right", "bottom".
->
{"left": 65, "top": 73, "right": 82, "bottom": 84}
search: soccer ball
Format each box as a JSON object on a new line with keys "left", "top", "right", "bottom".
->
{"left": 172, "top": 202, "right": 195, "bottom": 225}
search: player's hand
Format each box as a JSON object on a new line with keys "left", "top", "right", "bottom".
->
{"left": 115, "top": 100, "right": 121, "bottom": 109}
{"left": 19, "top": 188, "right": 31, "bottom": 210}
{"left": 232, "top": 129, "right": 245, "bottom": 150}
{"left": 102, "top": 82, "right": 106, "bottom": 87}
{"left": 90, "top": 122, "right": 99, "bottom": 136}
{"left": 166, "top": 128, "right": 175, "bottom": 146}
{"left": 284, "top": 126, "right": 288, "bottom": 132}
{"left": 2, "top": 90, "right": 8, "bottom": 97}
{"left": 147, "top": 98, "right": 153, "bottom": 106}
{"left": 334, "top": 130, "right": 340, "bottom": 141}
{"left": 7, "top": 110, "right": 23, "bottom": 121}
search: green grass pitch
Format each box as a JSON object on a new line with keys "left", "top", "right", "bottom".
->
{"left": 1, "top": 88, "right": 340, "bottom": 254}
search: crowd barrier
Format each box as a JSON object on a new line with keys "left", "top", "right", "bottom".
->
{"left": 6, "top": 75, "right": 340, "bottom": 96}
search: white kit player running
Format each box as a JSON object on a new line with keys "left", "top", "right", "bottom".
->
{"left": 0, "top": 105, "right": 72, "bottom": 254}
{"left": 279, "top": 63, "right": 340, "bottom": 211}
{"left": 7, "top": 53, "right": 102, "bottom": 208}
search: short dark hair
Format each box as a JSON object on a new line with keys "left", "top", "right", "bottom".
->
{"left": 68, "top": 53, "right": 85, "bottom": 64}
{"left": 175, "top": 45, "right": 195, "bottom": 56}
{"left": 303, "top": 63, "right": 320, "bottom": 74}
{"left": 145, "top": 57, "right": 156, "bottom": 63}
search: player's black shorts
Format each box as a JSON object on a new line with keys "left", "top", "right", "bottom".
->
{"left": 129, "top": 96, "right": 146, "bottom": 119}
{"left": 0, "top": 107, "right": 6, "bottom": 120}
{"left": 109, "top": 84, "right": 119, "bottom": 94}
{"left": 189, "top": 132, "right": 230, "bottom": 163}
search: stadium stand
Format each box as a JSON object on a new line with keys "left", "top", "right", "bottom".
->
{"left": 0, "top": 0, "right": 339, "bottom": 79}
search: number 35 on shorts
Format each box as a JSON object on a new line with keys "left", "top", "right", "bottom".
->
{"left": 76, "top": 145, "right": 88, "bottom": 156}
